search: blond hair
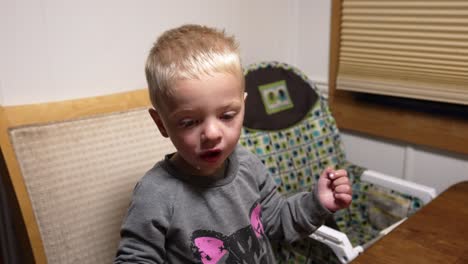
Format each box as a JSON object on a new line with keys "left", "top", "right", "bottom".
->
{"left": 145, "top": 24, "right": 243, "bottom": 108}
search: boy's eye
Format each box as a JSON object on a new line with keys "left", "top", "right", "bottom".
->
{"left": 221, "top": 111, "right": 237, "bottom": 120}
{"left": 178, "top": 119, "right": 198, "bottom": 128}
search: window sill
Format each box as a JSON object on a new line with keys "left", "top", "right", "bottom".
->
{"left": 329, "top": 89, "right": 468, "bottom": 156}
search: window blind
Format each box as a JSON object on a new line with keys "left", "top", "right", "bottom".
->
{"left": 336, "top": 0, "right": 468, "bottom": 105}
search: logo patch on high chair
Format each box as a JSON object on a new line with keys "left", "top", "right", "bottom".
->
{"left": 258, "top": 80, "right": 294, "bottom": 115}
{"left": 243, "top": 65, "right": 318, "bottom": 130}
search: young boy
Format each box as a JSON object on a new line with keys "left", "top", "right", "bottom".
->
{"left": 115, "top": 24, "right": 352, "bottom": 263}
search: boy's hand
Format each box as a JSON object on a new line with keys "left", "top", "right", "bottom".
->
{"left": 317, "top": 167, "right": 352, "bottom": 212}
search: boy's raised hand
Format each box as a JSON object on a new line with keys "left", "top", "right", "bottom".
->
{"left": 317, "top": 167, "right": 352, "bottom": 212}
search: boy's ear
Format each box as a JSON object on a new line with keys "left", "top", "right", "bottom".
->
{"left": 148, "top": 108, "right": 169, "bottom": 138}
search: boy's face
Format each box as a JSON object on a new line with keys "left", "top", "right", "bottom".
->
{"left": 150, "top": 72, "right": 245, "bottom": 177}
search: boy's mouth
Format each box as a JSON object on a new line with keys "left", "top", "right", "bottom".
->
{"left": 200, "top": 149, "right": 222, "bottom": 163}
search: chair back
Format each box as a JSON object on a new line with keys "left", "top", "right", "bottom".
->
{"left": 239, "top": 61, "right": 347, "bottom": 194}
{"left": 0, "top": 90, "right": 175, "bottom": 263}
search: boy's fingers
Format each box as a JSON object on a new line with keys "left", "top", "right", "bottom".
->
{"left": 331, "top": 169, "right": 347, "bottom": 179}
{"left": 334, "top": 193, "right": 353, "bottom": 204}
{"left": 323, "top": 167, "right": 334, "bottom": 179}
{"left": 331, "top": 176, "right": 349, "bottom": 187}
{"left": 333, "top": 184, "right": 351, "bottom": 194}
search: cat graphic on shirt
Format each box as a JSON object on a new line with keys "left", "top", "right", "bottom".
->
{"left": 190, "top": 202, "right": 269, "bottom": 264}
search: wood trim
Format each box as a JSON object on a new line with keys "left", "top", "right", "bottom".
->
{"left": 4, "top": 89, "right": 151, "bottom": 127}
{"left": 0, "top": 107, "right": 46, "bottom": 263}
{"left": 0, "top": 89, "right": 152, "bottom": 263}
{"left": 329, "top": 0, "right": 341, "bottom": 101}
{"left": 329, "top": 0, "right": 468, "bottom": 156}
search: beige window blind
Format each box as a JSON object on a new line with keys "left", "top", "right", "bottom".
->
{"left": 336, "top": 0, "right": 468, "bottom": 105}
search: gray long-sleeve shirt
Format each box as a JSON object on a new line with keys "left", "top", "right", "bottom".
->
{"left": 115, "top": 145, "right": 331, "bottom": 263}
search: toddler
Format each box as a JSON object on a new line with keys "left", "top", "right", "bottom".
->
{"left": 115, "top": 24, "right": 352, "bottom": 263}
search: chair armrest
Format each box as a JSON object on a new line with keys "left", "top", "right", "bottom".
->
{"left": 310, "top": 225, "right": 363, "bottom": 263}
{"left": 361, "top": 169, "right": 437, "bottom": 204}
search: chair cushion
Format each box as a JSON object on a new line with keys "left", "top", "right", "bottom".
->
{"left": 240, "top": 62, "right": 347, "bottom": 195}
{"left": 240, "top": 106, "right": 346, "bottom": 194}
{"left": 9, "top": 108, "right": 175, "bottom": 263}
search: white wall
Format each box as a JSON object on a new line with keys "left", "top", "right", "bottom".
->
{"left": 1, "top": 0, "right": 301, "bottom": 105}
{"left": 2, "top": 0, "right": 467, "bottom": 193}
{"left": 341, "top": 132, "right": 468, "bottom": 194}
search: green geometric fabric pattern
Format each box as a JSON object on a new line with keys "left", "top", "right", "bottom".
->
{"left": 239, "top": 61, "right": 425, "bottom": 263}
{"left": 240, "top": 103, "right": 346, "bottom": 194}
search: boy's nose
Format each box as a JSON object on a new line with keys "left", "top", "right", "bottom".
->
{"left": 201, "top": 120, "right": 222, "bottom": 143}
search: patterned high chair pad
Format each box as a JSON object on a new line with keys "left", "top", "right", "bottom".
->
{"left": 239, "top": 62, "right": 425, "bottom": 263}
{"left": 240, "top": 62, "right": 347, "bottom": 195}
{"left": 239, "top": 62, "right": 346, "bottom": 263}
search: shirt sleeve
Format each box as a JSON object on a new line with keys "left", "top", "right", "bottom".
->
{"left": 251, "top": 155, "right": 332, "bottom": 243}
{"left": 114, "top": 180, "right": 170, "bottom": 263}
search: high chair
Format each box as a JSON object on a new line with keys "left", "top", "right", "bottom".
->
{"left": 238, "top": 61, "right": 437, "bottom": 263}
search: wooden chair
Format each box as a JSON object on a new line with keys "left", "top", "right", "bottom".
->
{"left": 0, "top": 90, "right": 175, "bottom": 263}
